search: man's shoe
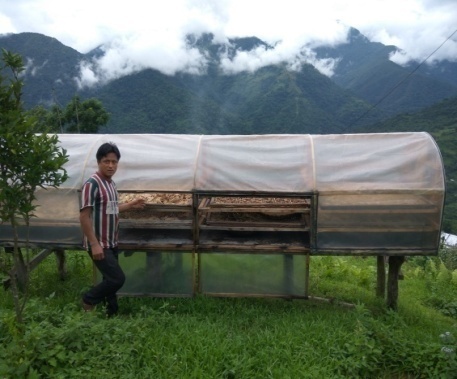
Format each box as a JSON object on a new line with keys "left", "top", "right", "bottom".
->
{"left": 82, "top": 300, "right": 95, "bottom": 312}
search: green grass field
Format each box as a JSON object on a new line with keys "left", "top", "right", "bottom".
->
{"left": 1, "top": 249, "right": 457, "bottom": 378}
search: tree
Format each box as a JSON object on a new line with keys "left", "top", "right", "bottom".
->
{"left": 27, "top": 104, "right": 64, "bottom": 133}
{"left": 65, "top": 95, "right": 110, "bottom": 133}
{"left": 29, "top": 95, "right": 110, "bottom": 134}
{"left": 0, "top": 49, "right": 69, "bottom": 323}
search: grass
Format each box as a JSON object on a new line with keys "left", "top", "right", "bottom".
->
{"left": 1, "top": 250, "right": 457, "bottom": 378}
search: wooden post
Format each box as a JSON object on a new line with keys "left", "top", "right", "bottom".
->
{"left": 386, "top": 256, "right": 405, "bottom": 310}
{"left": 283, "top": 254, "right": 293, "bottom": 295}
{"left": 304, "top": 254, "right": 310, "bottom": 299}
{"left": 376, "top": 256, "right": 386, "bottom": 298}
{"left": 54, "top": 249, "right": 67, "bottom": 280}
{"left": 192, "top": 193, "right": 200, "bottom": 295}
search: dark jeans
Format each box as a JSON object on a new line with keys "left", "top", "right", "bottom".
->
{"left": 83, "top": 247, "right": 125, "bottom": 316}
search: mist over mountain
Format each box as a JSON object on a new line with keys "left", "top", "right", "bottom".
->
{"left": 314, "top": 28, "right": 457, "bottom": 116}
{"left": 0, "top": 28, "right": 456, "bottom": 134}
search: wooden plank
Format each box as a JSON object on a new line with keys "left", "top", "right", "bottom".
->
{"left": 318, "top": 226, "right": 438, "bottom": 232}
{"left": 312, "top": 249, "right": 435, "bottom": 256}
{"left": 28, "top": 249, "right": 54, "bottom": 271}
{"left": 320, "top": 189, "right": 442, "bottom": 196}
{"left": 118, "top": 243, "right": 194, "bottom": 251}
{"left": 202, "top": 292, "right": 309, "bottom": 299}
{"left": 200, "top": 224, "right": 309, "bottom": 232}
{"left": 320, "top": 194, "right": 437, "bottom": 211}
{"left": 319, "top": 208, "right": 437, "bottom": 214}
{"left": 120, "top": 221, "right": 193, "bottom": 229}
{"left": 129, "top": 205, "right": 192, "bottom": 212}
{"left": 197, "top": 244, "right": 310, "bottom": 253}
{"left": 199, "top": 206, "right": 310, "bottom": 213}
{"left": 118, "top": 292, "right": 193, "bottom": 298}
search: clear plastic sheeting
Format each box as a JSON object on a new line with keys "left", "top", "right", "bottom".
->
{"left": 116, "top": 251, "right": 194, "bottom": 296}
{"left": 49, "top": 132, "right": 443, "bottom": 194}
{"left": 312, "top": 133, "right": 444, "bottom": 192}
{"left": 194, "top": 135, "right": 314, "bottom": 192}
{"left": 199, "top": 253, "right": 307, "bottom": 297}
{"left": 0, "top": 132, "right": 445, "bottom": 254}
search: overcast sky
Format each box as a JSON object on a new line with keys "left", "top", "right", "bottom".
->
{"left": 0, "top": 0, "right": 456, "bottom": 87}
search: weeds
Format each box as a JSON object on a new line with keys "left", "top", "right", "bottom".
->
{"left": 408, "top": 249, "right": 457, "bottom": 320}
{"left": 440, "top": 332, "right": 457, "bottom": 378}
{"left": 1, "top": 250, "right": 457, "bottom": 378}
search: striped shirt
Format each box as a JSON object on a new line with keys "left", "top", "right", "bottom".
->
{"left": 80, "top": 172, "right": 119, "bottom": 249}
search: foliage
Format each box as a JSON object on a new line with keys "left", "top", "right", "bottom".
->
{"left": 440, "top": 331, "right": 457, "bottom": 378}
{"left": 63, "top": 95, "right": 109, "bottom": 133}
{"left": 438, "top": 246, "right": 457, "bottom": 272}
{"left": 407, "top": 250, "right": 457, "bottom": 320}
{"left": 28, "top": 95, "right": 110, "bottom": 133}
{"left": 0, "top": 253, "right": 457, "bottom": 378}
{"left": 0, "top": 49, "right": 69, "bottom": 226}
{"left": 0, "top": 49, "right": 69, "bottom": 322}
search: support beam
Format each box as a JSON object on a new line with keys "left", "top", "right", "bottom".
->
{"left": 386, "top": 256, "right": 405, "bottom": 310}
{"left": 376, "top": 256, "right": 386, "bottom": 298}
{"left": 54, "top": 249, "right": 67, "bottom": 280}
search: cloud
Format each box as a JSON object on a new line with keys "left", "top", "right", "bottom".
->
{"left": 1, "top": 0, "right": 456, "bottom": 86}
{"left": 77, "top": 29, "right": 347, "bottom": 88}
{"left": 219, "top": 40, "right": 342, "bottom": 77}
{"left": 345, "top": 0, "right": 457, "bottom": 65}
{"left": 76, "top": 32, "right": 210, "bottom": 88}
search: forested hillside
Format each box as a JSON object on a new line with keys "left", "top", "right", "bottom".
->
{"left": 95, "top": 63, "right": 379, "bottom": 134}
{"left": 1, "top": 30, "right": 456, "bottom": 134}
{"left": 315, "top": 28, "right": 457, "bottom": 117}
{"left": 0, "top": 32, "right": 83, "bottom": 106}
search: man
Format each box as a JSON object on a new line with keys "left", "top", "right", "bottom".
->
{"left": 80, "top": 142, "right": 144, "bottom": 316}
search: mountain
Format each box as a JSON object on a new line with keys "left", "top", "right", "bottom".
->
{"left": 96, "top": 61, "right": 380, "bottom": 134}
{"left": 315, "top": 28, "right": 457, "bottom": 117}
{"left": 0, "top": 32, "right": 83, "bottom": 107}
{"left": 405, "top": 59, "right": 457, "bottom": 88}
{"left": 1, "top": 30, "right": 457, "bottom": 134}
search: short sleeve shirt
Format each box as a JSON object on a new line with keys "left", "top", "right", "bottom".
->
{"left": 80, "top": 172, "right": 119, "bottom": 249}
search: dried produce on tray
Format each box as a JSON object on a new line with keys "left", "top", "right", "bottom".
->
{"left": 119, "top": 192, "right": 192, "bottom": 205}
{"left": 119, "top": 193, "right": 192, "bottom": 221}
{"left": 204, "top": 196, "right": 309, "bottom": 223}
{"left": 209, "top": 197, "right": 310, "bottom": 205}
{"left": 207, "top": 211, "right": 304, "bottom": 223}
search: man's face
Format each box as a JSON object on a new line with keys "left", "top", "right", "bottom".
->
{"left": 98, "top": 152, "right": 118, "bottom": 179}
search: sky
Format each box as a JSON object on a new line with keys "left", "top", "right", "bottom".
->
{"left": 0, "top": 0, "right": 456, "bottom": 87}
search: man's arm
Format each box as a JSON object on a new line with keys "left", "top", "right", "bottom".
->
{"left": 119, "top": 198, "right": 145, "bottom": 212}
{"left": 79, "top": 206, "right": 104, "bottom": 260}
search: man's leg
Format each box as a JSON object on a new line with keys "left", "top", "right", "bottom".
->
{"left": 82, "top": 248, "right": 125, "bottom": 313}
{"left": 104, "top": 294, "right": 119, "bottom": 317}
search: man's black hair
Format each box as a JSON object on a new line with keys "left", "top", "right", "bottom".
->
{"left": 96, "top": 142, "right": 121, "bottom": 162}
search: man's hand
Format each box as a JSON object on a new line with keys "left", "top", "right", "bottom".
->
{"left": 119, "top": 197, "right": 146, "bottom": 212}
{"left": 91, "top": 243, "right": 104, "bottom": 260}
{"left": 129, "top": 198, "right": 146, "bottom": 209}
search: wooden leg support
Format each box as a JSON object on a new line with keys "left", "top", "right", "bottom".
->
{"left": 54, "top": 249, "right": 67, "bottom": 280}
{"left": 386, "top": 256, "right": 405, "bottom": 310}
{"left": 283, "top": 254, "right": 293, "bottom": 295}
{"left": 376, "top": 256, "right": 386, "bottom": 299}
